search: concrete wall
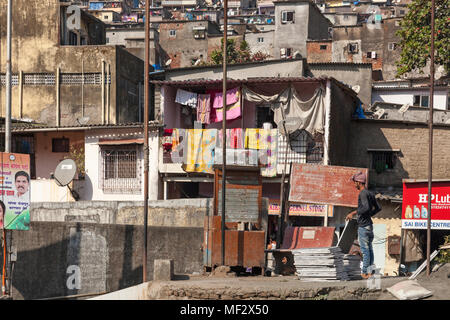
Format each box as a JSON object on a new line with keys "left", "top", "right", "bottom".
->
{"left": 83, "top": 127, "right": 159, "bottom": 201}
{"left": 164, "top": 58, "right": 304, "bottom": 81}
{"left": 159, "top": 21, "right": 211, "bottom": 68}
{"left": 327, "top": 81, "right": 357, "bottom": 167}
{"left": 30, "top": 198, "right": 211, "bottom": 227}
{"left": 0, "top": 0, "right": 143, "bottom": 126}
{"left": 245, "top": 31, "right": 275, "bottom": 57}
{"left": 307, "top": 63, "right": 372, "bottom": 106}
{"left": 274, "top": 2, "right": 309, "bottom": 58}
{"left": 348, "top": 119, "right": 450, "bottom": 188}
{"left": 6, "top": 222, "right": 203, "bottom": 300}
{"left": 372, "top": 89, "right": 449, "bottom": 110}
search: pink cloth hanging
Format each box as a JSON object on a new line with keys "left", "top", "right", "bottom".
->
{"left": 212, "top": 87, "right": 240, "bottom": 109}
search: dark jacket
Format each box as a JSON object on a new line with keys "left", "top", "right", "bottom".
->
{"left": 356, "top": 189, "right": 381, "bottom": 227}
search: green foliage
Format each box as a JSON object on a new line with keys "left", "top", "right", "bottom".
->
{"left": 64, "top": 145, "right": 85, "bottom": 177}
{"left": 436, "top": 235, "right": 450, "bottom": 264}
{"left": 209, "top": 38, "right": 270, "bottom": 65}
{"left": 396, "top": 0, "right": 450, "bottom": 76}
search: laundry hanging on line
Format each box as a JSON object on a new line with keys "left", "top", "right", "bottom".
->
{"left": 175, "top": 88, "right": 198, "bottom": 108}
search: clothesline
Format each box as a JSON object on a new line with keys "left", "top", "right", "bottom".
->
{"left": 173, "top": 85, "right": 325, "bottom": 137}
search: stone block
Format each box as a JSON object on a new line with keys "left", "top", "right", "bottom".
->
{"left": 153, "top": 259, "right": 174, "bottom": 281}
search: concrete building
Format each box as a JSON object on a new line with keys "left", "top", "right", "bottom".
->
{"left": 331, "top": 17, "right": 403, "bottom": 81}
{"left": 0, "top": 0, "right": 148, "bottom": 201}
{"left": 372, "top": 78, "right": 450, "bottom": 110}
{"left": 106, "top": 24, "right": 161, "bottom": 65}
{"left": 87, "top": 0, "right": 133, "bottom": 15}
{"left": 158, "top": 20, "right": 222, "bottom": 68}
{"left": 245, "top": 30, "right": 275, "bottom": 57}
{"left": 306, "top": 40, "right": 332, "bottom": 63}
{"left": 273, "top": 0, "right": 332, "bottom": 59}
{"left": 323, "top": 12, "right": 358, "bottom": 26}
{"left": 90, "top": 9, "right": 122, "bottom": 23}
{"left": 306, "top": 62, "right": 373, "bottom": 106}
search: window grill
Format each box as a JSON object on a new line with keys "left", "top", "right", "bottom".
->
{"left": 24, "top": 73, "right": 56, "bottom": 85}
{"left": 278, "top": 130, "right": 323, "bottom": 164}
{"left": 0, "top": 74, "right": 19, "bottom": 86}
{"left": 370, "top": 151, "right": 396, "bottom": 173}
{"left": 100, "top": 145, "right": 142, "bottom": 194}
{"left": 61, "top": 73, "right": 110, "bottom": 85}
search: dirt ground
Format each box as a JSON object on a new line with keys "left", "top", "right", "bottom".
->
{"left": 148, "top": 264, "right": 450, "bottom": 300}
{"left": 378, "top": 263, "right": 450, "bottom": 300}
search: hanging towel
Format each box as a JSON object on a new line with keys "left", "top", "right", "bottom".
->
{"left": 196, "top": 93, "right": 211, "bottom": 124}
{"left": 216, "top": 128, "right": 244, "bottom": 149}
{"left": 244, "top": 128, "right": 269, "bottom": 150}
{"left": 212, "top": 87, "right": 240, "bottom": 109}
{"left": 176, "top": 88, "right": 198, "bottom": 108}
{"left": 214, "top": 90, "right": 241, "bottom": 122}
{"left": 183, "top": 129, "right": 217, "bottom": 174}
{"left": 260, "top": 129, "right": 278, "bottom": 177}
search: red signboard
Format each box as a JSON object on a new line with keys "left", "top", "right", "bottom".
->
{"left": 288, "top": 164, "right": 368, "bottom": 208}
{"left": 402, "top": 181, "right": 450, "bottom": 230}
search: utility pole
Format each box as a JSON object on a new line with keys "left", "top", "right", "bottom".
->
{"left": 3, "top": 0, "right": 13, "bottom": 297}
{"left": 426, "top": 0, "right": 435, "bottom": 277}
{"left": 221, "top": 1, "right": 228, "bottom": 267}
{"left": 143, "top": 0, "right": 150, "bottom": 283}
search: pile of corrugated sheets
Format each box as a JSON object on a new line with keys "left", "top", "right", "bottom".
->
{"left": 343, "top": 254, "right": 362, "bottom": 280}
{"left": 292, "top": 247, "right": 349, "bottom": 281}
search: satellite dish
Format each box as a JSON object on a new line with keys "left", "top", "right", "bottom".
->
{"left": 77, "top": 116, "right": 90, "bottom": 125}
{"left": 53, "top": 159, "right": 80, "bottom": 200}
{"left": 352, "top": 85, "right": 361, "bottom": 93}
{"left": 194, "top": 59, "right": 201, "bottom": 66}
{"left": 165, "top": 59, "right": 172, "bottom": 66}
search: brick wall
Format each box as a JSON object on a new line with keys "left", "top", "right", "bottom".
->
{"left": 349, "top": 120, "right": 450, "bottom": 188}
{"left": 306, "top": 41, "right": 332, "bottom": 63}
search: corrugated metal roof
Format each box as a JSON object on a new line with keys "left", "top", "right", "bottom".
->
{"left": 1, "top": 121, "right": 162, "bottom": 132}
{"left": 151, "top": 77, "right": 359, "bottom": 98}
{"left": 150, "top": 76, "right": 329, "bottom": 86}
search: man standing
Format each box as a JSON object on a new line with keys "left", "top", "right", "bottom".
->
{"left": 346, "top": 172, "right": 381, "bottom": 279}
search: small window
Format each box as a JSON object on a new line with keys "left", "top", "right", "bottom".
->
{"left": 106, "top": 37, "right": 109, "bottom": 43}
{"left": 104, "top": 15, "right": 108, "bottom": 20}
{"left": 367, "top": 51, "right": 377, "bottom": 59}
{"left": 320, "top": 45, "right": 327, "bottom": 50}
{"left": 281, "top": 11, "right": 294, "bottom": 23}
{"left": 388, "top": 43, "right": 397, "bottom": 51}
{"left": 169, "top": 30, "right": 176, "bottom": 37}
{"left": 399, "top": 10, "right": 405, "bottom": 15}
{"left": 348, "top": 43, "right": 358, "bottom": 53}
{"left": 257, "top": 37, "right": 264, "bottom": 43}
{"left": 413, "top": 95, "right": 429, "bottom": 107}
{"left": 52, "top": 137, "right": 70, "bottom": 153}
{"left": 343, "top": 15, "right": 349, "bottom": 20}
{"left": 370, "top": 151, "right": 396, "bottom": 173}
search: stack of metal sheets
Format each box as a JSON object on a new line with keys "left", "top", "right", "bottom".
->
{"left": 292, "top": 247, "right": 349, "bottom": 282}
{"left": 343, "top": 254, "right": 362, "bottom": 280}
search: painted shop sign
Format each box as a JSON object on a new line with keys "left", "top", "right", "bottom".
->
{"left": 268, "top": 199, "right": 333, "bottom": 217}
{"left": 402, "top": 180, "right": 450, "bottom": 230}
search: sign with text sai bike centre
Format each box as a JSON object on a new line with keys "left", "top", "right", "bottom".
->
{"left": 402, "top": 180, "right": 450, "bottom": 230}
{"left": 0, "top": 152, "right": 31, "bottom": 230}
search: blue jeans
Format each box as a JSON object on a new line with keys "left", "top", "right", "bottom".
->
{"left": 358, "top": 225, "right": 374, "bottom": 274}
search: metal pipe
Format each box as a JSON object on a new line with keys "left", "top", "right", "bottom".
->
{"left": 143, "top": 0, "right": 150, "bottom": 283}
{"left": 56, "top": 68, "right": 61, "bottom": 127}
{"left": 19, "top": 71, "right": 23, "bottom": 119}
{"left": 81, "top": 59, "right": 84, "bottom": 118}
{"left": 221, "top": 0, "right": 228, "bottom": 267}
{"left": 5, "top": 0, "right": 12, "bottom": 152}
{"left": 101, "top": 59, "right": 105, "bottom": 125}
{"left": 426, "top": 0, "right": 435, "bottom": 277}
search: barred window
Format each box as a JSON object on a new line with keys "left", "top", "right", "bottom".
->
{"left": 100, "top": 145, "right": 142, "bottom": 194}
{"left": 369, "top": 150, "right": 397, "bottom": 173}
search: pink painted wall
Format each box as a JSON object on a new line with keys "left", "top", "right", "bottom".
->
{"left": 35, "top": 131, "right": 84, "bottom": 179}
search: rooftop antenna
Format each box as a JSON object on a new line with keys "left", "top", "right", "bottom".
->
{"left": 52, "top": 159, "right": 80, "bottom": 201}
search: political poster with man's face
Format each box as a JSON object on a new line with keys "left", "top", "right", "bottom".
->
{"left": 0, "top": 152, "right": 31, "bottom": 230}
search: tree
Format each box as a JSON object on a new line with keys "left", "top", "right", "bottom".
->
{"left": 396, "top": 0, "right": 449, "bottom": 76}
{"left": 209, "top": 38, "right": 270, "bottom": 65}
